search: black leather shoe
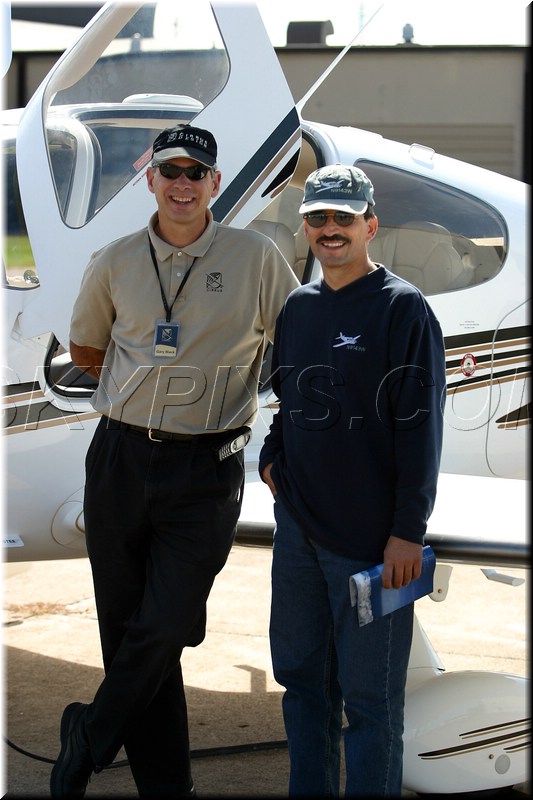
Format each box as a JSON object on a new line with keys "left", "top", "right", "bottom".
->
{"left": 50, "top": 702, "right": 98, "bottom": 798}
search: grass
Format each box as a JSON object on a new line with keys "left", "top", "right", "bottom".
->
{"left": 3, "top": 235, "right": 35, "bottom": 269}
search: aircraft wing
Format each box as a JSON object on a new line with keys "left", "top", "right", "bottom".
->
{"left": 237, "top": 471, "right": 529, "bottom": 568}
{"left": 421, "top": 472, "right": 528, "bottom": 567}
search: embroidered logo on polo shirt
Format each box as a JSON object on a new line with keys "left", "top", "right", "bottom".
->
{"left": 333, "top": 332, "right": 366, "bottom": 351}
{"left": 206, "top": 272, "right": 223, "bottom": 292}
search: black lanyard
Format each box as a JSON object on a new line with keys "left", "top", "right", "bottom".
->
{"left": 149, "top": 238, "right": 196, "bottom": 323}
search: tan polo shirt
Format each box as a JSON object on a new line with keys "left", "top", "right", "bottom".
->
{"left": 70, "top": 211, "right": 299, "bottom": 433}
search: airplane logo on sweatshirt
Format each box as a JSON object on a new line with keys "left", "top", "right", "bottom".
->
{"left": 333, "top": 332, "right": 361, "bottom": 348}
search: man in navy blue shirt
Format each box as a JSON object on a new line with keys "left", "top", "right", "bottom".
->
{"left": 260, "top": 164, "right": 446, "bottom": 796}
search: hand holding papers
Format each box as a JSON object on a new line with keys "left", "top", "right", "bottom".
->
{"left": 349, "top": 545, "right": 436, "bottom": 626}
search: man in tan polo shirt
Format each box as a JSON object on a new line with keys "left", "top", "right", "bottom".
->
{"left": 50, "top": 124, "right": 299, "bottom": 799}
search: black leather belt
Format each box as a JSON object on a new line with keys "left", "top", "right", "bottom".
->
{"left": 124, "top": 423, "right": 195, "bottom": 442}
{"left": 103, "top": 417, "right": 250, "bottom": 456}
{"left": 105, "top": 417, "right": 211, "bottom": 442}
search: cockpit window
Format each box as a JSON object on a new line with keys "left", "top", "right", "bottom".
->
{"left": 360, "top": 161, "right": 507, "bottom": 294}
{"left": 3, "top": 136, "right": 39, "bottom": 289}
{"left": 42, "top": 0, "right": 229, "bottom": 227}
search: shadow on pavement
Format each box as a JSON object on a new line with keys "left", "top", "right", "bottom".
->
{"left": 4, "top": 644, "right": 289, "bottom": 797}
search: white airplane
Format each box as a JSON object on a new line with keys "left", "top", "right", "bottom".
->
{"left": 2, "top": 1, "right": 529, "bottom": 794}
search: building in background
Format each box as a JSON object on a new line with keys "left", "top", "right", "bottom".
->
{"left": 3, "top": 8, "right": 529, "bottom": 182}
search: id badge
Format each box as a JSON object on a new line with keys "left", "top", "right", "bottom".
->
{"left": 153, "top": 320, "right": 180, "bottom": 358}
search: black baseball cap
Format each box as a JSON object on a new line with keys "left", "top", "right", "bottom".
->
{"left": 151, "top": 125, "right": 218, "bottom": 168}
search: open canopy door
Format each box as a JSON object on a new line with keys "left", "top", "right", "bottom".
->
{"left": 14, "top": 0, "right": 300, "bottom": 347}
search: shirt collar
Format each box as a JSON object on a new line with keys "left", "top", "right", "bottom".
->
{"left": 148, "top": 209, "right": 217, "bottom": 260}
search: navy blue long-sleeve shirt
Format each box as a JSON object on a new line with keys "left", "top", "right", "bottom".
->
{"left": 259, "top": 266, "right": 446, "bottom": 562}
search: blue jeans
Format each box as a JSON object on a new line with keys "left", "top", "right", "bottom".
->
{"left": 270, "top": 498, "right": 413, "bottom": 797}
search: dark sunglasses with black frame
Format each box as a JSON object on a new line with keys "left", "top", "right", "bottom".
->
{"left": 303, "top": 211, "right": 358, "bottom": 228}
{"left": 152, "top": 162, "right": 214, "bottom": 181}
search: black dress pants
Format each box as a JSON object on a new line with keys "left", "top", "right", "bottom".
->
{"left": 82, "top": 417, "right": 244, "bottom": 797}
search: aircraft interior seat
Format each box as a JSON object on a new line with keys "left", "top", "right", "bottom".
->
{"left": 294, "top": 223, "right": 310, "bottom": 281}
{"left": 368, "top": 226, "right": 398, "bottom": 268}
{"left": 247, "top": 219, "right": 297, "bottom": 277}
{"left": 455, "top": 240, "right": 501, "bottom": 285}
{"left": 390, "top": 221, "right": 469, "bottom": 294}
{"left": 472, "top": 248, "right": 502, "bottom": 283}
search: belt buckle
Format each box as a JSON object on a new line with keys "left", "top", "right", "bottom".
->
{"left": 148, "top": 428, "right": 164, "bottom": 442}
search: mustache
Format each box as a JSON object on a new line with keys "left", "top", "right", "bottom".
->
{"left": 317, "top": 234, "right": 350, "bottom": 245}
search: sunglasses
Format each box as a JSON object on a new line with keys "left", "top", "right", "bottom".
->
{"left": 304, "top": 211, "right": 357, "bottom": 228}
{"left": 153, "top": 163, "right": 213, "bottom": 181}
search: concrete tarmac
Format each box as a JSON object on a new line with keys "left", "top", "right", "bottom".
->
{"left": 2, "top": 546, "right": 529, "bottom": 797}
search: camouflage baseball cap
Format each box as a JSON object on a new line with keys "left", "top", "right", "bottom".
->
{"left": 299, "top": 164, "right": 374, "bottom": 215}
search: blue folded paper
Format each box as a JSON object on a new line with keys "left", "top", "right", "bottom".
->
{"left": 349, "top": 545, "right": 436, "bottom": 626}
